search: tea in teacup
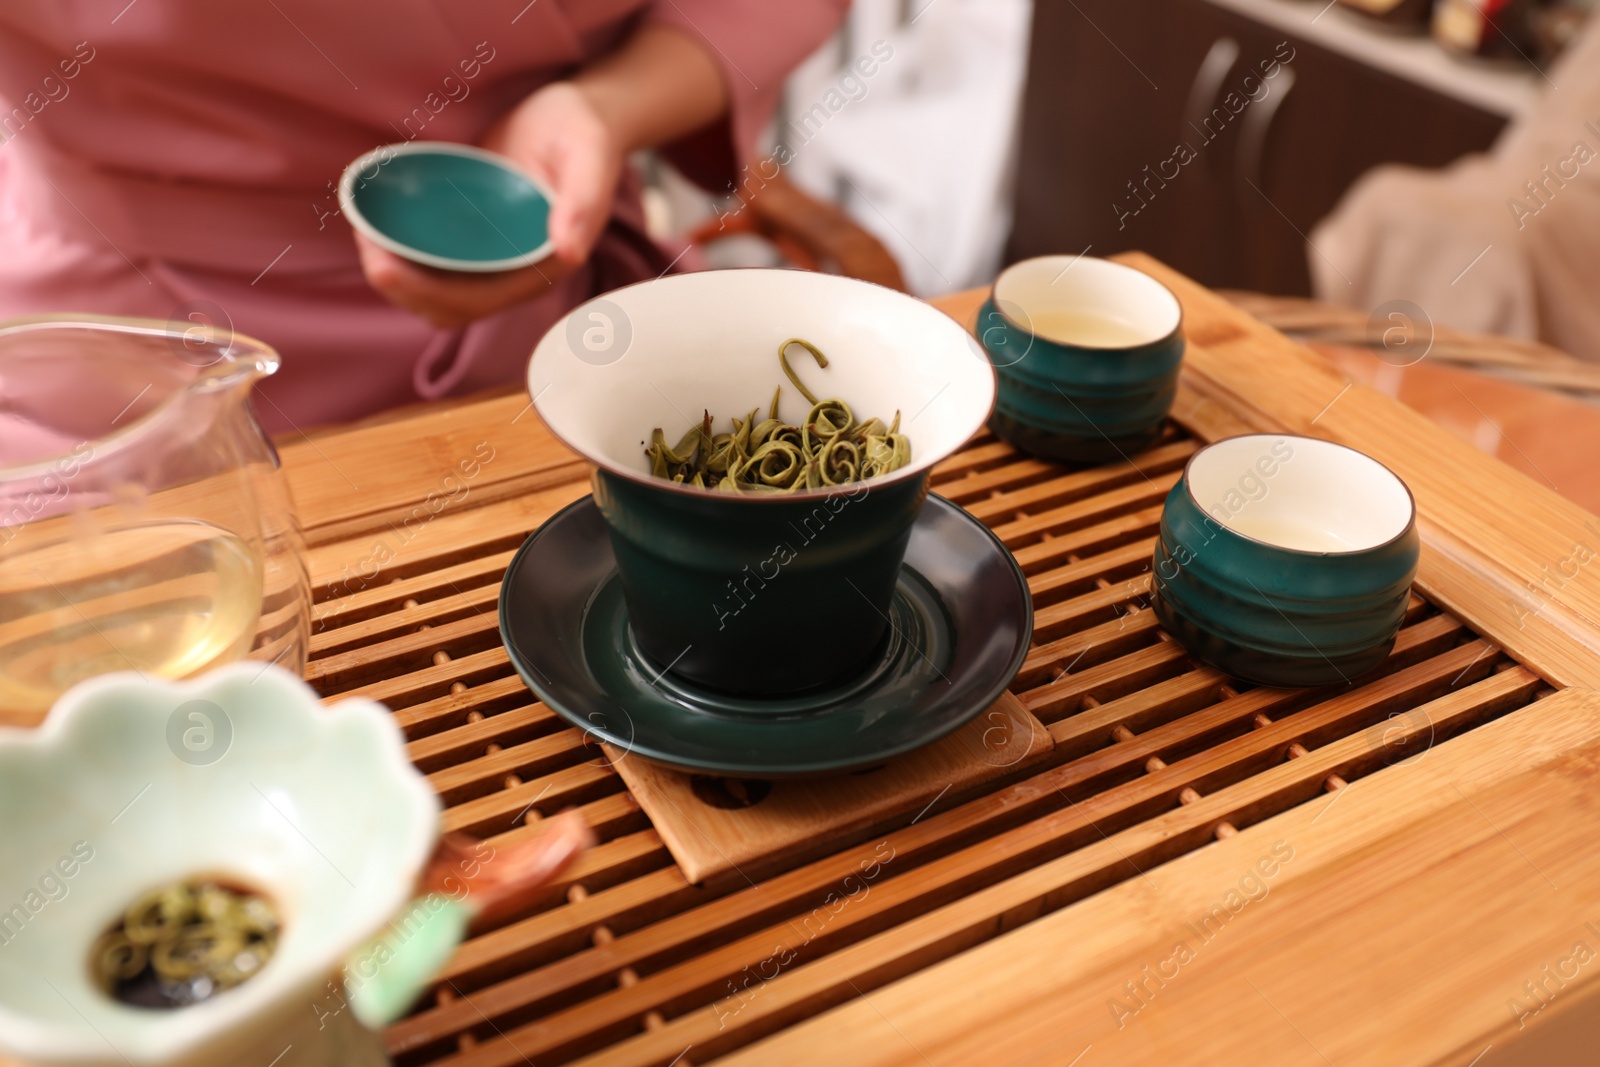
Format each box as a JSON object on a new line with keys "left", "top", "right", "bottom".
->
{"left": 1220, "top": 514, "right": 1356, "bottom": 553}
{"left": 1028, "top": 308, "right": 1151, "bottom": 349}
{"left": 975, "top": 255, "right": 1186, "bottom": 464}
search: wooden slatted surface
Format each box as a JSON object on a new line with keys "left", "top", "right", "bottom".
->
{"left": 297, "top": 416, "right": 1552, "bottom": 1067}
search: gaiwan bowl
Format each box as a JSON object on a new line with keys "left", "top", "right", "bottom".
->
{"left": 528, "top": 268, "right": 996, "bottom": 699}
{"left": 976, "top": 255, "right": 1184, "bottom": 465}
{"left": 0, "top": 664, "right": 440, "bottom": 1067}
{"left": 339, "top": 141, "right": 554, "bottom": 272}
{"left": 1150, "top": 433, "right": 1421, "bottom": 687}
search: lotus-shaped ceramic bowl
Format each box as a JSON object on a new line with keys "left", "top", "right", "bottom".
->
{"left": 0, "top": 664, "right": 440, "bottom": 1067}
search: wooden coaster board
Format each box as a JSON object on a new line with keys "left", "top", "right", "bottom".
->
{"left": 605, "top": 691, "right": 1053, "bottom": 884}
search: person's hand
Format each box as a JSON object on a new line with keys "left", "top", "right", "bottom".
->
{"left": 484, "top": 82, "right": 626, "bottom": 271}
{"left": 352, "top": 239, "right": 574, "bottom": 330}
{"left": 354, "top": 81, "right": 624, "bottom": 329}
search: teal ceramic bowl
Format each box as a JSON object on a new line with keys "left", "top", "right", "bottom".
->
{"left": 1150, "top": 433, "right": 1421, "bottom": 687}
{"left": 528, "top": 268, "right": 997, "bottom": 699}
{"left": 338, "top": 142, "right": 554, "bottom": 272}
{"left": 977, "top": 256, "right": 1185, "bottom": 465}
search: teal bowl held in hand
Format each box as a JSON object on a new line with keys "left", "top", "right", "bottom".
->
{"left": 1150, "top": 434, "right": 1421, "bottom": 688}
{"left": 977, "top": 255, "right": 1185, "bottom": 465}
{"left": 527, "top": 268, "right": 997, "bottom": 700}
{"left": 338, "top": 142, "right": 554, "bottom": 272}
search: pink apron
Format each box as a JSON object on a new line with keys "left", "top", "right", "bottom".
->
{"left": 0, "top": 0, "right": 846, "bottom": 432}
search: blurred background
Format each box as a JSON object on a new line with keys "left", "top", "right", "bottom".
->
{"left": 643, "top": 0, "right": 1600, "bottom": 507}
{"left": 647, "top": 0, "right": 1032, "bottom": 297}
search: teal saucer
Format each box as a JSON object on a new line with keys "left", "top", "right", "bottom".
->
{"left": 498, "top": 494, "right": 1032, "bottom": 777}
{"left": 339, "top": 142, "right": 554, "bottom": 272}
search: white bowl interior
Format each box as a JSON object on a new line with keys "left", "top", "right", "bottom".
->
{"left": 528, "top": 269, "right": 995, "bottom": 492}
{"left": 0, "top": 665, "right": 438, "bottom": 1065}
{"left": 1186, "top": 435, "right": 1414, "bottom": 553}
{"left": 994, "top": 256, "right": 1181, "bottom": 348}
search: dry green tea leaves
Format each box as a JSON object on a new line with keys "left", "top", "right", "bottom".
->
{"left": 646, "top": 339, "right": 912, "bottom": 493}
{"left": 91, "top": 880, "right": 279, "bottom": 1009}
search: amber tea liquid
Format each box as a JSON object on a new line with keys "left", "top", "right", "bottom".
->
{"left": 0, "top": 520, "right": 262, "bottom": 717}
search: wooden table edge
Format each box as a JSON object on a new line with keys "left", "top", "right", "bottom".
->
{"left": 718, "top": 687, "right": 1600, "bottom": 1066}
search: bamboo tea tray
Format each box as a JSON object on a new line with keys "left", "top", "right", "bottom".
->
{"left": 264, "top": 256, "right": 1600, "bottom": 1065}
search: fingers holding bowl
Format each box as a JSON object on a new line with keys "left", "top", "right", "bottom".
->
{"left": 353, "top": 233, "right": 569, "bottom": 329}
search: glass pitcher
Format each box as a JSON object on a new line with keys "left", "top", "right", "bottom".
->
{"left": 0, "top": 315, "right": 311, "bottom": 726}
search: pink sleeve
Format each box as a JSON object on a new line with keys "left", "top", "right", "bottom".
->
{"left": 643, "top": 0, "right": 850, "bottom": 191}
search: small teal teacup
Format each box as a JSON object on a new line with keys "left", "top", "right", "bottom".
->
{"left": 1150, "top": 434, "right": 1421, "bottom": 687}
{"left": 976, "top": 256, "right": 1185, "bottom": 465}
{"left": 339, "top": 142, "right": 554, "bottom": 272}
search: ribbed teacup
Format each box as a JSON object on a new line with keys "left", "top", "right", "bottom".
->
{"left": 1150, "top": 434, "right": 1420, "bottom": 687}
{"left": 976, "top": 256, "right": 1184, "bottom": 465}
